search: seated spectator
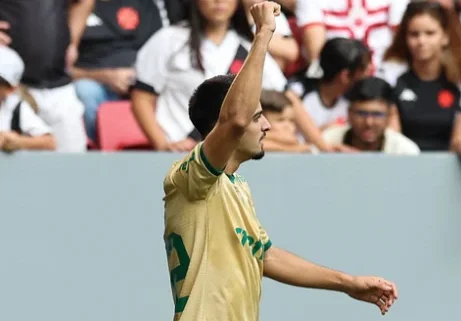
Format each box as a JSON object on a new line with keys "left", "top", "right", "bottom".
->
{"left": 71, "top": 0, "right": 168, "bottom": 142}
{"left": 242, "top": 0, "right": 299, "bottom": 71}
{"left": 288, "top": 38, "right": 371, "bottom": 131}
{"left": 296, "top": 0, "right": 409, "bottom": 75}
{"left": 0, "top": 0, "right": 93, "bottom": 152}
{"left": 132, "top": 0, "right": 287, "bottom": 152}
{"left": 377, "top": 1, "right": 461, "bottom": 152}
{"left": 323, "top": 77, "right": 420, "bottom": 155}
{"left": 260, "top": 90, "right": 312, "bottom": 153}
{"left": 0, "top": 47, "right": 55, "bottom": 152}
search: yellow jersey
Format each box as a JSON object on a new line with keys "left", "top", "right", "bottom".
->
{"left": 163, "top": 143, "right": 272, "bottom": 321}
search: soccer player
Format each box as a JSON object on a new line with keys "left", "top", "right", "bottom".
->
{"left": 162, "top": 2, "right": 398, "bottom": 321}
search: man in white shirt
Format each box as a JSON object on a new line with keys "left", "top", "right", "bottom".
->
{"left": 0, "top": 47, "right": 55, "bottom": 152}
{"left": 322, "top": 77, "right": 420, "bottom": 154}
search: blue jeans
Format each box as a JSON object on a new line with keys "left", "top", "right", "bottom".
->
{"left": 75, "top": 79, "right": 120, "bottom": 141}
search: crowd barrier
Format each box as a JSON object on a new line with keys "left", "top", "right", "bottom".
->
{"left": 1, "top": 152, "right": 460, "bottom": 321}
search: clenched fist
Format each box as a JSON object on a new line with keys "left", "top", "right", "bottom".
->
{"left": 250, "top": 1, "right": 281, "bottom": 34}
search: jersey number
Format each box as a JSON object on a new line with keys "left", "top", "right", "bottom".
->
{"left": 165, "top": 233, "right": 190, "bottom": 313}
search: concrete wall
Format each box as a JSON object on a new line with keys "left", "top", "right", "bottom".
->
{"left": 0, "top": 152, "right": 460, "bottom": 321}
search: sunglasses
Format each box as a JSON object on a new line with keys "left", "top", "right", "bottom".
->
{"left": 352, "top": 110, "right": 388, "bottom": 118}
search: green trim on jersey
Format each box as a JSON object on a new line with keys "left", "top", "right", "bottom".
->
{"left": 264, "top": 240, "right": 272, "bottom": 252}
{"left": 226, "top": 174, "right": 236, "bottom": 184}
{"left": 199, "top": 144, "right": 223, "bottom": 176}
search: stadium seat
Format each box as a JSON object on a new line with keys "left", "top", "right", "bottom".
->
{"left": 97, "top": 101, "right": 151, "bottom": 151}
{"left": 285, "top": 17, "right": 307, "bottom": 78}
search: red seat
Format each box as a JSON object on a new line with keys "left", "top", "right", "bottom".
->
{"left": 97, "top": 101, "right": 151, "bottom": 151}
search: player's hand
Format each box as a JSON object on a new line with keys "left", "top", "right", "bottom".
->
{"left": 250, "top": 1, "right": 281, "bottom": 34}
{"left": 346, "top": 276, "right": 398, "bottom": 315}
{"left": 1, "top": 131, "right": 23, "bottom": 152}
{"left": 0, "top": 21, "right": 12, "bottom": 46}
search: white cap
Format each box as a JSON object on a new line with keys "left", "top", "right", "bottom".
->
{"left": 0, "top": 46, "right": 24, "bottom": 87}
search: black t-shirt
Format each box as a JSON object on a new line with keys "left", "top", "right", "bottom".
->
{"left": 164, "top": 0, "right": 189, "bottom": 24}
{"left": 76, "top": 0, "right": 165, "bottom": 69}
{"left": 0, "top": 0, "right": 71, "bottom": 88}
{"left": 379, "top": 62, "right": 461, "bottom": 151}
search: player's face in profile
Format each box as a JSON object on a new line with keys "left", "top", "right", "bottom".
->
{"left": 348, "top": 100, "right": 389, "bottom": 144}
{"left": 197, "top": 0, "right": 238, "bottom": 25}
{"left": 238, "top": 104, "right": 271, "bottom": 160}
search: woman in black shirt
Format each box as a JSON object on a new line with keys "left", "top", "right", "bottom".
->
{"left": 377, "top": 1, "right": 461, "bottom": 152}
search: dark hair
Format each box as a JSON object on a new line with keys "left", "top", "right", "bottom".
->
{"left": 189, "top": 74, "right": 236, "bottom": 138}
{"left": 260, "top": 90, "right": 291, "bottom": 113}
{"left": 345, "top": 77, "right": 394, "bottom": 106}
{"left": 0, "top": 76, "right": 12, "bottom": 88}
{"left": 384, "top": 1, "right": 461, "bottom": 83}
{"left": 186, "top": 1, "right": 254, "bottom": 72}
{"left": 320, "top": 37, "right": 371, "bottom": 82}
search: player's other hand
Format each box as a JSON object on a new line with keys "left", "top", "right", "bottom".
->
{"left": 347, "top": 276, "right": 398, "bottom": 315}
{"left": 250, "top": 1, "right": 281, "bottom": 34}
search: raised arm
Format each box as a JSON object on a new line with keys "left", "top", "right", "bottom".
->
{"left": 202, "top": 1, "right": 281, "bottom": 170}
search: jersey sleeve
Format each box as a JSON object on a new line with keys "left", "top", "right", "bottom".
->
{"left": 19, "top": 102, "right": 52, "bottom": 137}
{"left": 169, "top": 143, "right": 224, "bottom": 201}
{"left": 296, "top": 0, "right": 324, "bottom": 29}
{"left": 389, "top": 0, "right": 410, "bottom": 27}
{"left": 133, "top": 27, "right": 173, "bottom": 94}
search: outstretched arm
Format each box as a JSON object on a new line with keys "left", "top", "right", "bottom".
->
{"left": 263, "top": 246, "right": 398, "bottom": 315}
{"left": 202, "top": 1, "right": 280, "bottom": 171}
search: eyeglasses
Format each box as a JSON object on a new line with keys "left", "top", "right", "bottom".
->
{"left": 352, "top": 110, "right": 388, "bottom": 118}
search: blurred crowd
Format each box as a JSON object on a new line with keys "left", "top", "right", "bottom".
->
{"left": 0, "top": 0, "right": 461, "bottom": 155}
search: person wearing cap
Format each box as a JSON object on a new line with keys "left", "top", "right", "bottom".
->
{"left": 0, "top": 47, "right": 56, "bottom": 152}
{"left": 0, "top": 0, "right": 94, "bottom": 153}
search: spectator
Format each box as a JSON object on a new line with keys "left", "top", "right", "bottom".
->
{"left": 163, "top": 0, "right": 191, "bottom": 24}
{"left": 71, "top": 0, "right": 169, "bottom": 142}
{"left": 132, "top": 0, "right": 287, "bottom": 152}
{"left": 378, "top": 1, "right": 461, "bottom": 152}
{"left": 260, "top": 90, "right": 312, "bottom": 153}
{"left": 0, "top": 0, "right": 94, "bottom": 152}
{"left": 288, "top": 38, "right": 371, "bottom": 131}
{"left": 296, "top": 0, "right": 409, "bottom": 75}
{"left": 0, "top": 47, "right": 56, "bottom": 152}
{"left": 242, "top": 0, "right": 299, "bottom": 70}
{"left": 323, "top": 77, "right": 420, "bottom": 154}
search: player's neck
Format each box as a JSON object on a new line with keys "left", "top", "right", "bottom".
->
{"left": 224, "top": 156, "right": 242, "bottom": 175}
